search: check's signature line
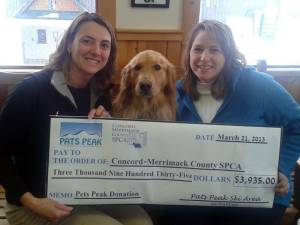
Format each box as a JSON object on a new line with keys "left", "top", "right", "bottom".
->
{"left": 180, "top": 199, "right": 269, "bottom": 204}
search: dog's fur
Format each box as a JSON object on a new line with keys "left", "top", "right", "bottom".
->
{"left": 113, "top": 50, "right": 176, "bottom": 121}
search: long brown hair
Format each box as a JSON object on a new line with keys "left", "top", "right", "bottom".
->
{"left": 182, "top": 20, "right": 246, "bottom": 100}
{"left": 45, "top": 12, "right": 117, "bottom": 91}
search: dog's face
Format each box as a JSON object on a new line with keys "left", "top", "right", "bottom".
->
{"left": 120, "top": 50, "right": 175, "bottom": 98}
{"left": 113, "top": 50, "right": 177, "bottom": 120}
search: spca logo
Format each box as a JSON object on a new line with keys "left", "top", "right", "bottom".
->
{"left": 59, "top": 122, "right": 102, "bottom": 147}
{"left": 112, "top": 125, "right": 147, "bottom": 148}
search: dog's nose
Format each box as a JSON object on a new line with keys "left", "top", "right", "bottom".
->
{"left": 140, "top": 82, "right": 152, "bottom": 93}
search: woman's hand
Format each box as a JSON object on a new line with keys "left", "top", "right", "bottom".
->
{"left": 88, "top": 105, "right": 111, "bottom": 119}
{"left": 274, "top": 172, "right": 289, "bottom": 196}
{"left": 20, "top": 192, "right": 73, "bottom": 223}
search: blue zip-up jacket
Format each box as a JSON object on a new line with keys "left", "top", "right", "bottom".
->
{"left": 176, "top": 67, "right": 300, "bottom": 207}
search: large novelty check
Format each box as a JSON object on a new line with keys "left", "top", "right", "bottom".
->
{"left": 47, "top": 117, "right": 281, "bottom": 208}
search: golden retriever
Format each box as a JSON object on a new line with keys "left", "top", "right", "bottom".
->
{"left": 112, "top": 50, "right": 176, "bottom": 121}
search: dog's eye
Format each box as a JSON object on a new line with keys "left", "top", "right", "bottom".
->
{"left": 134, "top": 64, "right": 142, "bottom": 71}
{"left": 154, "top": 64, "right": 161, "bottom": 71}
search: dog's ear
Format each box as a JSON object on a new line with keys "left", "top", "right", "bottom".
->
{"left": 113, "top": 64, "right": 133, "bottom": 112}
{"left": 119, "top": 64, "right": 132, "bottom": 91}
{"left": 164, "top": 61, "right": 177, "bottom": 96}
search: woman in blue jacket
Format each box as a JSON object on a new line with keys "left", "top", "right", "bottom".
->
{"left": 163, "top": 20, "right": 300, "bottom": 225}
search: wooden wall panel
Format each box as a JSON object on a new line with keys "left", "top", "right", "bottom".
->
{"left": 137, "top": 41, "right": 167, "bottom": 56}
{"left": 117, "top": 39, "right": 182, "bottom": 68}
{"left": 166, "top": 41, "right": 182, "bottom": 66}
{"left": 116, "top": 41, "right": 138, "bottom": 69}
{"left": 182, "top": 0, "right": 200, "bottom": 46}
{"left": 97, "top": 0, "right": 116, "bottom": 28}
{"left": 117, "top": 31, "right": 182, "bottom": 41}
{"left": 166, "top": 41, "right": 183, "bottom": 80}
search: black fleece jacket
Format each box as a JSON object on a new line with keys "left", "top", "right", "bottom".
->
{"left": 0, "top": 69, "right": 111, "bottom": 205}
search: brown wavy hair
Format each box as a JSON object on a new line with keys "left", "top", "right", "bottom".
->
{"left": 182, "top": 20, "right": 246, "bottom": 100}
{"left": 45, "top": 12, "right": 117, "bottom": 91}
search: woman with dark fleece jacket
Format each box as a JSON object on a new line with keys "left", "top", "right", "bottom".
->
{"left": 0, "top": 12, "right": 152, "bottom": 225}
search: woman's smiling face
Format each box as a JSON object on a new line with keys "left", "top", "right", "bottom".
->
{"left": 68, "top": 21, "right": 111, "bottom": 79}
{"left": 189, "top": 31, "right": 225, "bottom": 83}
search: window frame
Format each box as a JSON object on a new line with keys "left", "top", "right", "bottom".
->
{"left": 197, "top": 0, "right": 300, "bottom": 68}
{"left": 0, "top": 0, "right": 115, "bottom": 71}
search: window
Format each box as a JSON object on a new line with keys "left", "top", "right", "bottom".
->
{"left": 199, "top": 0, "right": 300, "bottom": 66}
{"left": 0, "top": 0, "right": 95, "bottom": 67}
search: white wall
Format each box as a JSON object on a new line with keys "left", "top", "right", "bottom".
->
{"left": 116, "top": 0, "right": 182, "bottom": 30}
